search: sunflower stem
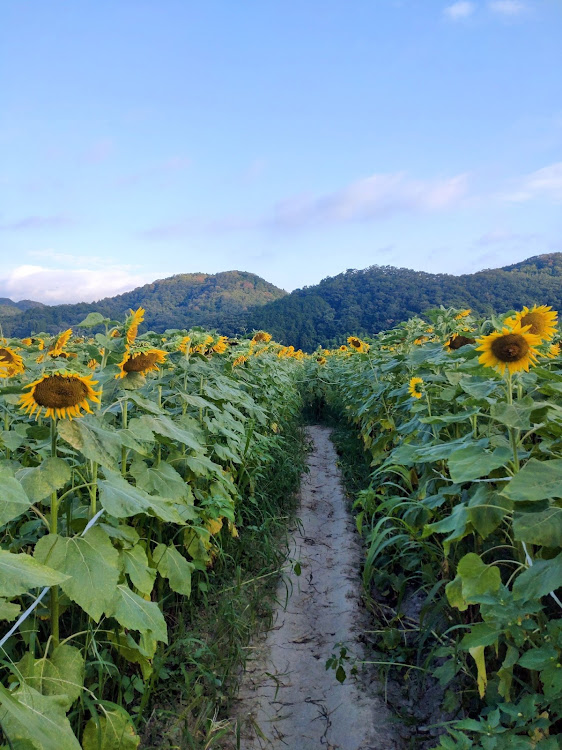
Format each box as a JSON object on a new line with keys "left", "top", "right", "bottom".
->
{"left": 50, "top": 417, "right": 60, "bottom": 649}
{"left": 505, "top": 371, "right": 520, "bottom": 473}
{"left": 121, "top": 400, "right": 128, "bottom": 476}
{"left": 89, "top": 461, "right": 98, "bottom": 519}
{"left": 3, "top": 408, "right": 10, "bottom": 460}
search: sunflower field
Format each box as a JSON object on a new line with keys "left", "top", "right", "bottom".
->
{"left": 0, "top": 310, "right": 305, "bottom": 749}
{"left": 311, "top": 306, "right": 562, "bottom": 749}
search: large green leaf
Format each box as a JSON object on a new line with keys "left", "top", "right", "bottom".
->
{"left": 34, "top": 527, "right": 120, "bottom": 622}
{"left": 16, "top": 458, "right": 71, "bottom": 503}
{"left": 0, "top": 477, "right": 32, "bottom": 527}
{"left": 129, "top": 460, "right": 191, "bottom": 502}
{"left": 58, "top": 417, "right": 121, "bottom": 470}
{"left": 132, "top": 415, "right": 201, "bottom": 452}
{"left": 513, "top": 507, "right": 562, "bottom": 547}
{"left": 82, "top": 709, "right": 140, "bottom": 750}
{"left": 467, "top": 485, "right": 512, "bottom": 539}
{"left": 106, "top": 585, "right": 167, "bottom": 643}
{"left": 0, "top": 550, "right": 68, "bottom": 597}
{"left": 448, "top": 445, "right": 511, "bottom": 483}
{"left": 0, "top": 599, "right": 20, "bottom": 621}
{"left": 447, "top": 553, "right": 501, "bottom": 611}
{"left": 98, "top": 470, "right": 185, "bottom": 523}
{"left": 0, "top": 683, "right": 81, "bottom": 750}
{"left": 17, "top": 645, "right": 84, "bottom": 711}
{"left": 512, "top": 552, "right": 562, "bottom": 602}
{"left": 502, "top": 458, "right": 562, "bottom": 502}
{"left": 122, "top": 545, "right": 155, "bottom": 596}
{"left": 490, "top": 397, "right": 535, "bottom": 430}
{"left": 153, "top": 543, "right": 194, "bottom": 597}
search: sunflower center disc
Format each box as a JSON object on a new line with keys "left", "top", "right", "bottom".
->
{"left": 491, "top": 333, "right": 529, "bottom": 362}
{"left": 34, "top": 376, "right": 89, "bottom": 408}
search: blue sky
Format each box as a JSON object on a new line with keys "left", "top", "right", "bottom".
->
{"left": 1, "top": 0, "right": 561, "bottom": 304}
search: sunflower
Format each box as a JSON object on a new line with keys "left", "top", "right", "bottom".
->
{"left": 116, "top": 347, "right": 168, "bottom": 379}
{"left": 408, "top": 377, "right": 424, "bottom": 399}
{"left": 49, "top": 328, "right": 72, "bottom": 357}
{"left": 455, "top": 309, "right": 471, "bottom": 320}
{"left": 20, "top": 372, "right": 100, "bottom": 420}
{"left": 21, "top": 338, "right": 32, "bottom": 346}
{"left": 0, "top": 346, "right": 25, "bottom": 378}
{"left": 448, "top": 334, "right": 476, "bottom": 350}
{"left": 316, "top": 356, "right": 327, "bottom": 365}
{"left": 347, "top": 336, "right": 369, "bottom": 353}
{"left": 545, "top": 343, "right": 561, "bottom": 359}
{"left": 125, "top": 307, "right": 145, "bottom": 346}
{"left": 476, "top": 321, "right": 541, "bottom": 375}
{"left": 339, "top": 345, "right": 348, "bottom": 352}
{"left": 87, "top": 358, "right": 98, "bottom": 369}
{"left": 213, "top": 336, "right": 228, "bottom": 354}
{"left": 233, "top": 355, "right": 247, "bottom": 367}
{"left": 504, "top": 305, "right": 558, "bottom": 342}
{"left": 252, "top": 331, "right": 272, "bottom": 344}
{"left": 178, "top": 336, "right": 191, "bottom": 354}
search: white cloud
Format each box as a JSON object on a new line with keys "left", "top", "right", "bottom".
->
{"left": 0, "top": 264, "right": 163, "bottom": 304}
{"left": 503, "top": 162, "right": 562, "bottom": 203}
{"left": 489, "top": 0, "right": 527, "bottom": 16}
{"left": 444, "top": 2, "right": 476, "bottom": 20}
{"left": 268, "top": 172, "right": 469, "bottom": 230}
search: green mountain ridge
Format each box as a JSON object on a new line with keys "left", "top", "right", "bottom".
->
{"left": 3, "top": 253, "right": 562, "bottom": 350}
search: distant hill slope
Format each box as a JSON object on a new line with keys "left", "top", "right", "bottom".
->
{"left": 247, "top": 253, "right": 562, "bottom": 350}
{"left": 4, "top": 271, "right": 287, "bottom": 337}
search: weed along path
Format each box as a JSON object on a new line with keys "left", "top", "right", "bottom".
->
{"left": 231, "top": 426, "right": 403, "bottom": 750}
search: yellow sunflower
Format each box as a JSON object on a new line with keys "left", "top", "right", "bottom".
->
{"left": 233, "top": 355, "right": 247, "bottom": 367}
{"left": 49, "top": 328, "right": 72, "bottom": 357}
{"left": 252, "top": 331, "right": 272, "bottom": 344}
{"left": 408, "top": 377, "right": 424, "bottom": 399}
{"left": 213, "top": 336, "right": 229, "bottom": 354}
{"left": 0, "top": 346, "right": 25, "bottom": 378}
{"left": 504, "top": 305, "right": 558, "bottom": 343}
{"left": 125, "top": 307, "right": 145, "bottom": 346}
{"left": 316, "top": 356, "right": 327, "bottom": 365}
{"left": 178, "top": 336, "right": 191, "bottom": 354}
{"left": 455, "top": 309, "right": 471, "bottom": 320}
{"left": 20, "top": 372, "right": 101, "bottom": 420}
{"left": 116, "top": 347, "right": 168, "bottom": 379}
{"left": 476, "top": 321, "right": 542, "bottom": 375}
{"left": 545, "top": 343, "right": 561, "bottom": 359}
{"left": 21, "top": 338, "right": 32, "bottom": 346}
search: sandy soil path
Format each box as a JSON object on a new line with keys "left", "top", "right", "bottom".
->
{"left": 231, "top": 426, "right": 404, "bottom": 750}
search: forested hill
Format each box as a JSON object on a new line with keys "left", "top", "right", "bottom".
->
{"left": 3, "top": 271, "right": 286, "bottom": 337}
{"left": 247, "top": 252, "right": 562, "bottom": 350}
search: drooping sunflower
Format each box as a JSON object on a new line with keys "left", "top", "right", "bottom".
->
{"left": 251, "top": 331, "right": 272, "bottom": 344}
{"left": 408, "top": 377, "right": 424, "bottom": 399}
{"left": 116, "top": 347, "right": 168, "bottom": 379}
{"left": 0, "top": 346, "right": 25, "bottom": 378}
{"left": 125, "top": 307, "right": 145, "bottom": 346}
{"left": 213, "top": 336, "right": 229, "bottom": 354}
{"left": 447, "top": 334, "right": 476, "bottom": 350}
{"left": 21, "top": 338, "right": 32, "bottom": 346}
{"left": 232, "top": 355, "right": 247, "bottom": 367}
{"left": 504, "top": 305, "right": 558, "bottom": 343}
{"left": 178, "top": 336, "right": 191, "bottom": 354}
{"left": 476, "top": 321, "right": 542, "bottom": 375}
{"left": 455, "top": 309, "right": 471, "bottom": 320}
{"left": 48, "top": 328, "right": 73, "bottom": 357}
{"left": 20, "top": 372, "right": 101, "bottom": 420}
{"left": 545, "top": 343, "right": 561, "bottom": 359}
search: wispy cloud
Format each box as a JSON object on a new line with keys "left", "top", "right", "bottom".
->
{"left": 266, "top": 172, "right": 469, "bottom": 230}
{"left": 488, "top": 0, "right": 527, "bottom": 16}
{"left": 0, "top": 215, "right": 72, "bottom": 232}
{"left": 116, "top": 157, "right": 191, "bottom": 187}
{"left": 0, "top": 263, "right": 162, "bottom": 304}
{"left": 84, "top": 138, "right": 114, "bottom": 163}
{"left": 443, "top": 2, "right": 476, "bottom": 20}
{"left": 476, "top": 228, "right": 541, "bottom": 245}
{"left": 502, "top": 162, "right": 562, "bottom": 203}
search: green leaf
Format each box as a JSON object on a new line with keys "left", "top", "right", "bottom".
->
{"left": 467, "top": 485, "right": 512, "bottom": 539}
{"left": 419, "top": 407, "right": 481, "bottom": 426}
{"left": 0, "top": 598, "right": 20, "bottom": 621}
{"left": 18, "top": 645, "right": 84, "bottom": 711}
{"left": 0, "top": 550, "right": 68, "bottom": 597}
{"left": 448, "top": 445, "right": 511, "bottom": 483}
{"left": 490, "top": 397, "right": 535, "bottom": 430}
{"left": 34, "top": 527, "right": 120, "bottom": 622}
{"left": 133, "top": 415, "right": 201, "bottom": 452}
{"left": 460, "top": 623, "right": 501, "bottom": 649}
{"left": 513, "top": 507, "right": 562, "bottom": 547}
{"left": 106, "top": 585, "right": 168, "bottom": 643}
{"left": 422, "top": 503, "right": 468, "bottom": 546}
{"left": 502, "top": 458, "right": 562, "bottom": 502}
{"left": 77, "top": 312, "right": 108, "bottom": 328}
{"left": 129, "top": 460, "right": 191, "bottom": 503}
{"left": 0, "top": 477, "right": 32, "bottom": 527}
{"left": 58, "top": 417, "right": 122, "bottom": 470}
{"left": 447, "top": 553, "right": 502, "bottom": 611}
{"left": 122, "top": 545, "right": 155, "bottom": 597}
{"left": 98, "top": 470, "right": 186, "bottom": 524}
{"left": 82, "top": 709, "right": 140, "bottom": 750}
{"left": 459, "top": 377, "right": 500, "bottom": 399}
{"left": 0, "top": 683, "right": 81, "bottom": 750}
{"left": 513, "top": 552, "right": 562, "bottom": 602}
{"left": 518, "top": 645, "right": 558, "bottom": 671}
{"left": 16, "top": 458, "right": 71, "bottom": 503}
{"left": 153, "top": 544, "right": 194, "bottom": 597}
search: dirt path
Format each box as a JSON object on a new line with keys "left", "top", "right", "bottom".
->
{"left": 231, "top": 426, "right": 404, "bottom": 750}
